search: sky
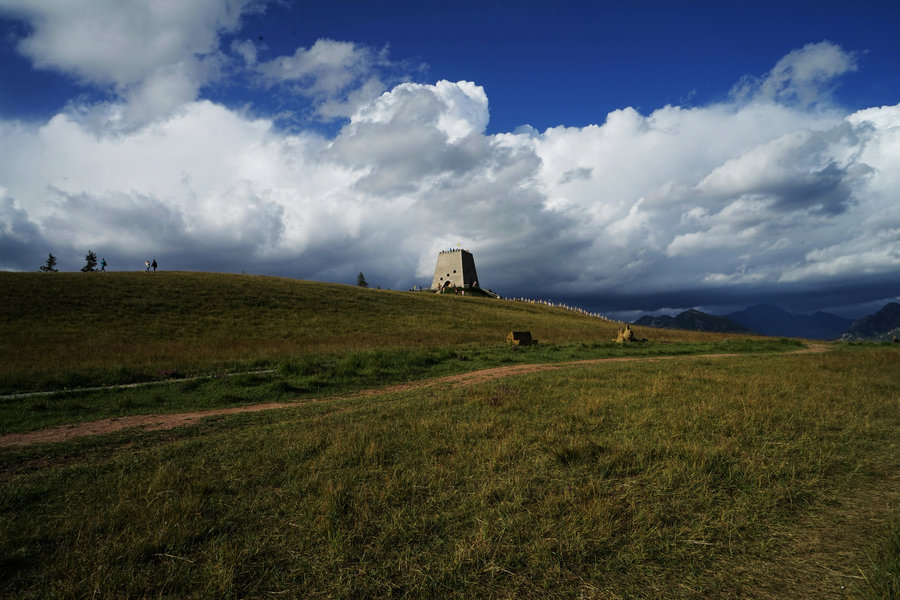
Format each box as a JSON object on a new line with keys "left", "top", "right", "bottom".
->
{"left": 1, "top": 1, "right": 899, "bottom": 320}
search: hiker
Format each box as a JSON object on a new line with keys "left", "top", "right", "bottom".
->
{"left": 152, "top": 259, "right": 157, "bottom": 272}
{"left": 100, "top": 258, "right": 107, "bottom": 271}
{"left": 145, "top": 260, "right": 150, "bottom": 272}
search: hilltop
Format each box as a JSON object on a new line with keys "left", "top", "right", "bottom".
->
{"left": 1, "top": 271, "right": 615, "bottom": 353}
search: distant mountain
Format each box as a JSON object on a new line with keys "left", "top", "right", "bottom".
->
{"left": 839, "top": 303, "right": 900, "bottom": 342}
{"left": 723, "top": 304, "right": 853, "bottom": 340}
{"left": 633, "top": 309, "right": 755, "bottom": 333}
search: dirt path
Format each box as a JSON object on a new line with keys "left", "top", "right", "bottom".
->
{"left": 0, "top": 345, "right": 829, "bottom": 448}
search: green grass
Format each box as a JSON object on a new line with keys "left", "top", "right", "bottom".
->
{"left": 0, "top": 348, "right": 897, "bottom": 598}
{"left": 0, "top": 338, "right": 803, "bottom": 434}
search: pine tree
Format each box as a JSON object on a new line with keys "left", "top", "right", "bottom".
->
{"left": 356, "top": 272, "right": 369, "bottom": 288}
{"left": 81, "top": 250, "right": 98, "bottom": 272}
{"left": 39, "top": 253, "right": 58, "bottom": 272}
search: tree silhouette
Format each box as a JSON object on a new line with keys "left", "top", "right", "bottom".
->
{"left": 81, "top": 250, "right": 98, "bottom": 272}
{"left": 39, "top": 253, "right": 58, "bottom": 272}
{"left": 356, "top": 272, "right": 369, "bottom": 288}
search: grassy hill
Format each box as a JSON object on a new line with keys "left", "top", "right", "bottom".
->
{"left": 0, "top": 271, "right": 749, "bottom": 393}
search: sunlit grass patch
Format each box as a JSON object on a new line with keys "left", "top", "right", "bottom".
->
{"left": 0, "top": 339, "right": 803, "bottom": 434}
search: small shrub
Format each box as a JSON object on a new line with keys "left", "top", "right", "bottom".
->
{"left": 178, "top": 380, "right": 202, "bottom": 393}
{"left": 268, "top": 381, "right": 301, "bottom": 395}
{"left": 233, "top": 373, "right": 267, "bottom": 387}
{"left": 279, "top": 356, "right": 324, "bottom": 377}
{"left": 118, "top": 398, "right": 140, "bottom": 410}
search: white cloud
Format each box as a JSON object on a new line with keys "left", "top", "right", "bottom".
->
{"left": 257, "top": 39, "right": 376, "bottom": 91}
{"left": 694, "top": 126, "right": 872, "bottom": 217}
{"left": 231, "top": 39, "right": 258, "bottom": 67}
{"left": 0, "top": 0, "right": 262, "bottom": 128}
{"left": 730, "top": 41, "right": 858, "bottom": 107}
{"left": 253, "top": 38, "right": 401, "bottom": 121}
{"left": 118, "top": 61, "right": 212, "bottom": 126}
{"left": 0, "top": 0, "right": 256, "bottom": 87}
{"left": 780, "top": 228, "right": 900, "bottom": 282}
{"left": 349, "top": 80, "right": 489, "bottom": 142}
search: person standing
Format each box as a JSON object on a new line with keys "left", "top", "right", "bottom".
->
{"left": 145, "top": 260, "right": 150, "bottom": 272}
{"left": 152, "top": 259, "right": 158, "bottom": 272}
{"left": 100, "top": 258, "right": 107, "bottom": 271}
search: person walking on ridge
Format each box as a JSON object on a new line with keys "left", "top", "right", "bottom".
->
{"left": 152, "top": 259, "right": 157, "bottom": 272}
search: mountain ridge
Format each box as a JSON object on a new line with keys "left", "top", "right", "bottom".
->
{"left": 723, "top": 304, "right": 853, "bottom": 340}
{"left": 634, "top": 303, "right": 865, "bottom": 340}
{"left": 633, "top": 309, "right": 754, "bottom": 334}
{"left": 839, "top": 302, "right": 900, "bottom": 342}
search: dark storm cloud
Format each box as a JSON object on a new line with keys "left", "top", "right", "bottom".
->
{"left": 0, "top": 195, "right": 47, "bottom": 270}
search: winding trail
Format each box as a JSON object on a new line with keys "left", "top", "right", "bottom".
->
{"left": 0, "top": 345, "right": 829, "bottom": 448}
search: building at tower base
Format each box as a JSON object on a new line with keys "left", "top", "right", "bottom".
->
{"left": 431, "top": 249, "right": 479, "bottom": 290}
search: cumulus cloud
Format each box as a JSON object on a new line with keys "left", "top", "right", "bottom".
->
{"left": 350, "top": 80, "right": 489, "bottom": 141}
{"left": 0, "top": 0, "right": 255, "bottom": 87}
{"left": 693, "top": 127, "right": 870, "bottom": 216}
{"left": 331, "top": 80, "right": 492, "bottom": 196}
{"left": 0, "top": 17, "right": 897, "bottom": 316}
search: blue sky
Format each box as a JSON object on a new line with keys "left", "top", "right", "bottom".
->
{"left": 6, "top": 1, "right": 899, "bottom": 131}
{"left": 1, "top": 0, "right": 899, "bottom": 320}
{"left": 233, "top": 0, "right": 900, "bottom": 132}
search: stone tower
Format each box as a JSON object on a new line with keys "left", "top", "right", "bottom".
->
{"left": 431, "top": 249, "right": 479, "bottom": 290}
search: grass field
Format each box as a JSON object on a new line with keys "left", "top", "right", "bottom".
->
{"left": 1, "top": 272, "right": 898, "bottom": 598}
{"left": 0, "top": 271, "right": 764, "bottom": 394}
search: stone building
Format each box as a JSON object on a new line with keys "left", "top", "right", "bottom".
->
{"left": 431, "top": 249, "right": 479, "bottom": 290}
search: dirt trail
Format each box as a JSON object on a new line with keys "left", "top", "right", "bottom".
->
{"left": 0, "top": 345, "right": 829, "bottom": 448}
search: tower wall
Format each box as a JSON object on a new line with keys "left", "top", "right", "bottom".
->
{"left": 431, "top": 249, "right": 479, "bottom": 290}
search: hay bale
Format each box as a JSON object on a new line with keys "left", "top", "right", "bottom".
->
{"left": 614, "top": 324, "right": 638, "bottom": 343}
{"left": 507, "top": 331, "right": 533, "bottom": 346}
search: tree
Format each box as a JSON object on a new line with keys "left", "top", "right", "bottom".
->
{"left": 356, "top": 272, "right": 369, "bottom": 288}
{"left": 81, "top": 250, "right": 98, "bottom": 272}
{"left": 39, "top": 253, "right": 58, "bottom": 272}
